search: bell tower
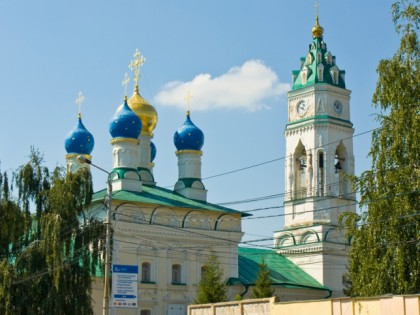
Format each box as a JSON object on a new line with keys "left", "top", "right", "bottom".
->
{"left": 274, "top": 13, "right": 356, "bottom": 297}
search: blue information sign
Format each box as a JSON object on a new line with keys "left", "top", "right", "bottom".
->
{"left": 112, "top": 264, "right": 138, "bottom": 308}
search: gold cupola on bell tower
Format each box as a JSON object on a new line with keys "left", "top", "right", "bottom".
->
{"left": 311, "top": 1, "right": 324, "bottom": 38}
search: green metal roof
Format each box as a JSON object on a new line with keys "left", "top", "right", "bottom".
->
{"left": 234, "top": 247, "right": 331, "bottom": 293}
{"left": 92, "top": 185, "right": 251, "bottom": 217}
{"left": 292, "top": 37, "right": 346, "bottom": 90}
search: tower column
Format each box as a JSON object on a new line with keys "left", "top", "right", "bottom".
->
{"left": 173, "top": 112, "right": 206, "bottom": 201}
{"left": 111, "top": 138, "right": 139, "bottom": 170}
{"left": 274, "top": 13, "right": 356, "bottom": 297}
{"left": 66, "top": 153, "right": 91, "bottom": 173}
{"left": 177, "top": 150, "right": 202, "bottom": 179}
{"left": 108, "top": 96, "right": 143, "bottom": 192}
{"left": 138, "top": 133, "right": 152, "bottom": 170}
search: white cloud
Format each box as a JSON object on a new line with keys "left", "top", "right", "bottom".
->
{"left": 154, "top": 60, "right": 290, "bottom": 112}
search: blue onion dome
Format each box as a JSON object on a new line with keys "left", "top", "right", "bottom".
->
{"left": 150, "top": 141, "right": 157, "bottom": 162}
{"left": 173, "top": 112, "right": 204, "bottom": 151}
{"left": 65, "top": 114, "right": 95, "bottom": 155}
{"left": 109, "top": 97, "right": 142, "bottom": 139}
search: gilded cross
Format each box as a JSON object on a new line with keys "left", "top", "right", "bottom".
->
{"left": 129, "top": 48, "right": 146, "bottom": 87}
{"left": 315, "top": 0, "right": 320, "bottom": 17}
{"left": 75, "top": 91, "right": 85, "bottom": 116}
{"left": 122, "top": 72, "right": 130, "bottom": 96}
{"left": 185, "top": 90, "right": 192, "bottom": 115}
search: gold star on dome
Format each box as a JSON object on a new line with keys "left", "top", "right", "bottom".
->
{"left": 129, "top": 49, "right": 146, "bottom": 89}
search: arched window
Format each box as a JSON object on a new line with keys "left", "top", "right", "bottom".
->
{"left": 301, "top": 70, "right": 307, "bottom": 85}
{"left": 330, "top": 66, "right": 339, "bottom": 84}
{"left": 335, "top": 143, "right": 347, "bottom": 197}
{"left": 318, "top": 151, "right": 325, "bottom": 196}
{"left": 325, "top": 52, "right": 332, "bottom": 64}
{"left": 306, "top": 52, "right": 313, "bottom": 64}
{"left": 294, "top": 143, "right": 307, "bottom": 199}
{"left": 276, "top": 234, "right": 295, "bottom": 248}
{"left": 172, "top": 264, "right": 182, "bottom": 284}
{"left": 317, "top": 63, "right": 324, "bottom": 81}
{"left": 201, "top": 266, "right": 208, "bottom": 279}
{"left": 142, "top": 262, "right": 151, "bottom": 283}
{"left": 300, "top": 231, "right": 319, "bottom": 244}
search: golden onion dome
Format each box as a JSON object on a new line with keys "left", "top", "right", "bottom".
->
{"left": 126, "top": 86, "right": 158, "bottom": 135}
{"left": 312, "top": 16, "right": 324, "bottom": 38}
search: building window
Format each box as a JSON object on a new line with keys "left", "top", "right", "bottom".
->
{"left": 317, "top": 63, "right": 324, "bottom": 81}
{"left": 201, "top": 266, "right": 208, "bottom": 279}
{"left": 301, "top": 71, "right": 307, "bottom": 85}
{"left": 295, "top": 146, "right": 307, "bottom": 199}
{"left": 172, "top": 264, "right": 182, "bottom": 284}
{"left": 142, "top": 262, "right": 151, "bottom": 282}
{"left": 325, "top": 52, "right": 332, "bottom": 64}
{"left": 318, "top": 151, "right": 325, "bottom": 197}
{"left": 140, "top": 310, "right": 151, "bottom": 315}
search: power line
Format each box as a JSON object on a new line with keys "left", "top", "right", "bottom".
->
{"left": 162, "top": 127, "right": 378, "bottom": 188}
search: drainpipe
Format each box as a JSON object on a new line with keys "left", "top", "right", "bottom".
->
{"left": 324, "top": 289, "right": 333, "bottom": 299}
{"left": 240, "top": 284, "right": 250, "bottom": 298}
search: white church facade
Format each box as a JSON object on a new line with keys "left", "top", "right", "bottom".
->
{"left": 63, "top": 13, "right": 352, "bottom": 315}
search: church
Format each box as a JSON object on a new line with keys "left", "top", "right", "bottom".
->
{"left": 64, "top": 12, "right": 354, "bottom": 315}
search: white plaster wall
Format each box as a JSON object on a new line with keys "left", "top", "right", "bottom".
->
{"left": 112, "top": 140, "right": 140, "bottom": 170}
{"left": 90, "top": 202, "right": 244, "bottom": 315}
{"left": 177, "top": 152, "right": 203, "bottom": 179}
{"left": 138, "top": 133, "right": 152, "bottom": 170}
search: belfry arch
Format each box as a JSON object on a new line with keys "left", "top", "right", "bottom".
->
{"left": 334, "top": 140, "right": 348, "bottom": 197}
{"left": 293, "top": 140, "right": 308, "bottom": 199}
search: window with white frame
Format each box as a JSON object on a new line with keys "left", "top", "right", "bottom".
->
{"left": 142, "top": 262, "right": 151, "bottom": 282}
{"left": 172, "top": 264, "right": 182, "bottom": 284}
{"left": 317, "top": 63, "right": 324, "bottom": 81}
{"left": 201, "top": 266, "right": 208, "bottom": 280}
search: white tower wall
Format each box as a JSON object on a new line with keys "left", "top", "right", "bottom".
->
{"left": 275, "top": 50, "right": 356, "bottom": 297}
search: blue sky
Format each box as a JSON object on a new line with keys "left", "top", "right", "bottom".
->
{"left": 0, "top": 1, "right": 399, "bottom": 246}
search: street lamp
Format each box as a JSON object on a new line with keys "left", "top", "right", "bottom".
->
{"left": 77, "top": 155, "right": 112, "bottom": 315}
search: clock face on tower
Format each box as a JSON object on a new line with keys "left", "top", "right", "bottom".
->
{"left": 296, "top": 101, "right": 308, "bottom": 116}
{"left": 334, "top": 100, "right": 343, "bottom": 115}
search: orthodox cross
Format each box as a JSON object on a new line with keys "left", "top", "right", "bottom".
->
{"left": 122, "top": 72, "right": 130, "bottom": 96}
{"left": 129, "top": 48, "right": 146, "bottom": 88}
{"left": 185, "top": 90, "right": 192, "bottom": 116}
{"left": 315, "top": 0, "right": 320, "bottom": 17}
{"left": 75, "top": 91, "right": 85, "bottom": 117}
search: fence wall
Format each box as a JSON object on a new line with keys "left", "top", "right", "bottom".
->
{"left": 188, "top": 295, "right": 420, "bottom": 315}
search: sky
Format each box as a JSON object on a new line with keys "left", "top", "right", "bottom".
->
{"left": 0, "top": 0, "right": 400, "bottom": 247}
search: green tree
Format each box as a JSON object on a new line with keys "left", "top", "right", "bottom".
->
{"left": 0, "top": 150, "right": 104, "bottom": 314}
{"left": 251, "top": 257, "right": 274, "bottom": 299}
{"left": 342, "top": 0, "right": 420, "bottom": 297}
{"left": 195, "top": 254, "right": 227, "bottom": 304}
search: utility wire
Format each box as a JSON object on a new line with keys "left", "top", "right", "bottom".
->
{"left": 162, "top": 127, "right": 378, "bottom": 188}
